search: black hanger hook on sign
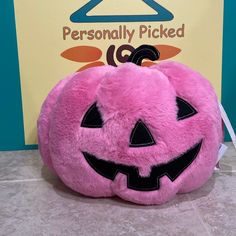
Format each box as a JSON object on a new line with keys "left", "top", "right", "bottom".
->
{"left": 127, "top": 45, "right": 160, "bottom": 66}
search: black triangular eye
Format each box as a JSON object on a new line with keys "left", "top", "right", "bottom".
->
{"left": 130, "top": 120, "right": 156, "bottom": 147}
{"left": 176, "top": 97, "right": 197, "bottom": 120}
{"left": 81, "top": 103, "right": 103, "bottom": 128}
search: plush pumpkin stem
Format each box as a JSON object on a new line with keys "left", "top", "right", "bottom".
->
{"left": 127, "top": 45, "right": 160, "bottom": 66}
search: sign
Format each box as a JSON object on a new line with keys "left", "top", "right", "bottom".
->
{"left": 14, "top": 0, "right": 224, "bottom": 145}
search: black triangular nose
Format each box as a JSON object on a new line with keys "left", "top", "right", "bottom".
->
{"left": 129, "top": 120, "right": 156, "bottom": 147}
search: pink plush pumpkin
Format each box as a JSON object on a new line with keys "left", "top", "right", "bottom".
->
{"left": 38, "top": 45, "right": 222, "bottom": 205}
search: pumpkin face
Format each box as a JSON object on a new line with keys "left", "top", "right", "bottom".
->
{"left": 38, "top": 48, "right": 222, "bottom": 205}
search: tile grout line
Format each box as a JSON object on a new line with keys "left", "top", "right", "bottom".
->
{"left": 0, "top": 178, "right": 44, "bottom": 183}
{"left": 187, "top": 194, "right": 213, "bottom": 236}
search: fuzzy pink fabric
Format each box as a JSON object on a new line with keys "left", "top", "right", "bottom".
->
{"left": 38, "top": 62, "right": 222, "bottom": 205}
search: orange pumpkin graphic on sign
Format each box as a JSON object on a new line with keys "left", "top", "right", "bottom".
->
{"left": 61, "top": 44, "right": 181, "bottom": 71}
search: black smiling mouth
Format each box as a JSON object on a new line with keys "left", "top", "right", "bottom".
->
{"left": 82, "top": 141, "right": 202, "bottom": 191}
